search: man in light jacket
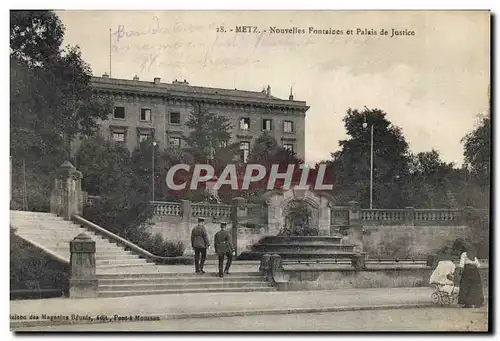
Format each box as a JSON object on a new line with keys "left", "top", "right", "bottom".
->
{"left": 191, "top": 217, "right": 210, "bottom": 274}
{"left": 214, "top": 222, "right": 234, "bottom": 277}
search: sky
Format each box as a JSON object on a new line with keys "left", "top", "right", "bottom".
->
{"left": 56, "top": 10, "right": 490, "bottom": 165}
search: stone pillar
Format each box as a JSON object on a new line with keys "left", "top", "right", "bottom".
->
{"left": 259, "top": 254, "right": 271, "bottom": 278}
{"left": 317, "top": 197, "right": 331, "bottom": 236}
{"left": 232, "top": 197, "right": 247, "bottom": 256}
{"left": 50, "top": 161, "right": 83, "bottom": 220}
{"left": 180, "top": 200, "right": 192, "bottom": 248}
{"left": 462, "top": 206, "right": 474, "bottom": 225}
{"left": 69, "top": 233, "right": 97, "bottom": 298}
{"left": 404, "top": 207, "right": 415, "bottom": 226}
{"left": 266, "top": 196, "right": 282, "bottom": 236}
{"left": 347, "top": 201, "right": 364, "bottom": 253}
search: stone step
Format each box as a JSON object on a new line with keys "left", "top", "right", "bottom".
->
{"left": 10, "top": 217, "right": 75, "bottom": 227}
{"left": 95, "top": 254, "right": 140, "bottom": 261}
{"left": 259, "top": 236, "right": 343, "bottom": 245}
{"left": 10, "top": 213, "right": 62, "bottom": 219}
{"left": 15, "top": 232, "right": 109, "bottom": 241}
{"left": 96, "top": 259, "right": 148, "bottom": 265}
{"left": 98, "top": 286, "right": 276, "bottom": 297}
{"left": 96, "top": 263, "right": 156, "bottom": 269}
{"left": 97, "top": 275, "right": 267, "bottom": 285}
{"left": 98, "top": 280, "right": 272, "bottom": 291}
{"left": 252, "top": 244, "right": 355, "bottom": 253}
{"left": 97, "top": 271, "right": 264, "bottom": 279}
{"left": 17, "top": 234, "right": 117, "bottom": 243}
{"left": 238, "top": 251, "right": 355, "bottom": 260}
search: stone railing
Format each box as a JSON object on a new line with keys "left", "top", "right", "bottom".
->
{"left": 191, "top": 203, "right": 232, "bottom": 218}
{"left": 360, "top": 209, "right": 406, "bottom": 226}
{"left": 151, "top": 201, "right": 182, "bottom": 216}
{"left": 414, "top": 209, "right": 463, "bottom": 226}
{"left": 331, "top": 204, "right": 480, "bottom": 226}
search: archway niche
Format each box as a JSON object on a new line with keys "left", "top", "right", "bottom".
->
{"left": 262, "top": 186, "right": 333, "bottom": 236}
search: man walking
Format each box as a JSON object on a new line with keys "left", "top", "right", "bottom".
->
{"left": 191, "top": 217, "right": 209, "bottom": 274}
{"left": 214, "top": 222, "right": 234, "bottom": 277}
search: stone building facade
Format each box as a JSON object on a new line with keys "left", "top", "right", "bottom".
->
{"left": 75, "top": 74, "right": 310, "bottom": 161}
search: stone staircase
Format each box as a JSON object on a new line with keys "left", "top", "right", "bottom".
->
{"left": 10, "top": 210, "right": 275, "bottom": 297}
{"left": 96, "top": 271, "right": 275, "bottom": 297}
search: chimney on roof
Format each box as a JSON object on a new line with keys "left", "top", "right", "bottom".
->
{"left": 133, "top": 75, "right": 139, "bottom": 81}
{"left": 289, "top": 87, "right": 294, "bottom": 100}
{"left": 154, "top": 77, "right": 161, "bottom": 84}
{"left": 266, "top": 85, "right": 271, "bottom": 97}
{"left": 102, "top": 72, "right": 109, "bottom": 78}
{"left": 173, "top": 79, "right": 189, "bottom": 85}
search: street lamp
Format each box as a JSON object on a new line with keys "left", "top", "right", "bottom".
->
{"left": 152, "top": 141, "right": 157, "bottom": 202}
{"left": 363, "top": 107, "right": 374, "bottom": 209}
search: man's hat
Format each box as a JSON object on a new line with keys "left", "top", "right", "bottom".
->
{"left": 220, "top": 222, "right": 228, "bottom": 227}
{"left": 198, "top": 217, "right": 205, "bottom": 222}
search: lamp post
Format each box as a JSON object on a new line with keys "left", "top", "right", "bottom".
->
{"left": 152, "top": 141, "right": 157, "bottom": 202}
{"left": 362, "top": 109, "right": 374, "bottom": 209}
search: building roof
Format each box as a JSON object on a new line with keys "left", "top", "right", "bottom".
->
{"left": 91, "top": 76, "right": 309, "bottom": 111}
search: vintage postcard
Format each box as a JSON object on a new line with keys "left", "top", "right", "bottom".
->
{"left": 9, "top": 9, "right": 490, "bottom": 332}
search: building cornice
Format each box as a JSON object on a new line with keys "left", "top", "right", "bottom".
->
{"left": 91, "top": 77, "right": 310, "bottom": 114}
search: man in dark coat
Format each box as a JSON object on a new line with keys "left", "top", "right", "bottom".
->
{"left": 214, "top": 222, "right": 234, "bottom": 277}
{"left": 191, "top": 217, "right": 210, "bottom": 274}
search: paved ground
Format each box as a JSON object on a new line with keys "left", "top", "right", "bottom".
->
{"left": 10, "top": 287, "right": 436, "bottom": 320}
{"left": 14, "top": 305, "right": 489, "bottom": 332}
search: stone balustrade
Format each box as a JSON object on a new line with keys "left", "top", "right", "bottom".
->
{"left": 151, "top": 201, "right": 182, "bottom": 216}
{"left": 329, "top": 206, "right": 481, "bottom": 226}
{"left": 191, "top": 203, "right": 232, "bottom": 218}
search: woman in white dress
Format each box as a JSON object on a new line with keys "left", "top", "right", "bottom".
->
{"left": 457, "top": 244, "right": 484, "bottom": 308}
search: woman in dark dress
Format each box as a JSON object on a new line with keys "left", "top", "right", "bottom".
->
{"left": 458, "top": 244, "right": 484, "bottom": 308}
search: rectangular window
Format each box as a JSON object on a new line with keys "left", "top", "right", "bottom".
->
{"left": 283, "top": 120, "right": 294, "bottom": 133}
{"left": 112, "top": 132, "right": 125, "bottom": 142}
{"left": 239, "top": 117, "right": 250, "bottom": 130}
{"left": 262, "top": 119, "right": 273, "bottom": 131}
{"left": 168, "top": 137, "right": 181, "bottom": 147}
{"left": 113, "top": 106, "right": 125, "bottom": 119}
{"left": 170, "top": 112, "right": 181, "bottom": 124}
{"left": 140, "top": 108, "right": 151, "bottom": 121}
{"left": 139, "top": 134, "right": 151, "bottom": 143}
{"left": 284, "top": 143, "right": 294, "bottom": 152}
{"left": 240, "top": 141, "right": 250, "bottom": 163}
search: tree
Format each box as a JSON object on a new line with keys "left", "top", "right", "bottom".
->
{"left": 462, "top": 114, "right": 491, "bottom": 187}
{"left": 10, "top": 10, "right": 112, "bottom": 210}
{"left": 404, "top": 150, "right": 457, "bottom": 208}
{"left": 183, "top": 103, "right": 234, "bottom": 162}
{"left": 10, "top": 10, "right": 64, "bottom": 66}
{"left": 76, "top": 135, "right": 131, "bottom": 196}
{"left": 327, "top": 108, "right": 412, "bottom": 208}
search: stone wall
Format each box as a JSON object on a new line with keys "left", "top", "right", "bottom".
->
{"left": 362, "top": 225, "right": 472, "bottom": 258}
{"left": 275, "top": 267, "right": 489, "bottom": 291}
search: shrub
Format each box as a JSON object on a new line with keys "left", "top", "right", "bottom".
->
{"left": 164, "top": 241, "right": 185, "bottom": 257}
{"left": 10, "top": 229, "right": 69, "bottom": 298}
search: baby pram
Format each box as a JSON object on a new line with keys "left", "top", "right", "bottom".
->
{"left": 429, "top": 260, "right": 460, "bottom": 306}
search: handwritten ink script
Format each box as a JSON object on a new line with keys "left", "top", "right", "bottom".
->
{"left": 110, "top": 18, "right": 417, "bottom": 73}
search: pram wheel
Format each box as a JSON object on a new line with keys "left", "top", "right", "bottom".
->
{"left": 431, "top": 292, "right": 440, "bottom": 304}
{"left": 441, "top": 295, "right": 451, "bottom": 306}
